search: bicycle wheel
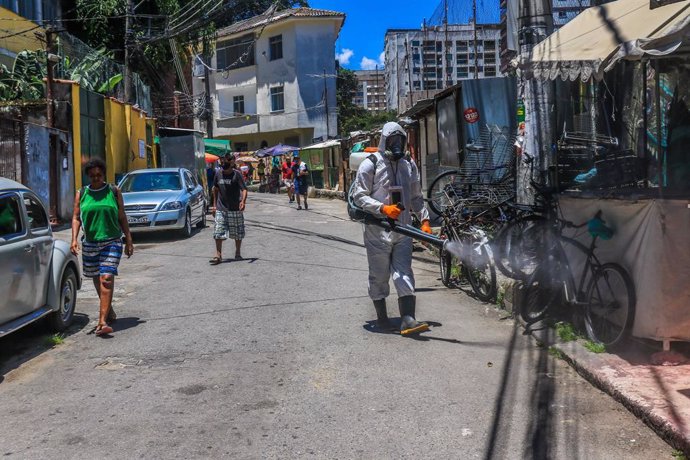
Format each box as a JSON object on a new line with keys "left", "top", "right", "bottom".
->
{"left": 427, "top": 170, "right": 460, "bottom": 216}
{"left": 519, "top": 263, "right": 563, "bottom": 324}
{"left": 584, "top": 263, "right": 635, "bottom": 348}
{"left": 493, "top": 215, "right": 546, "bottom": 280}
{"left": 439, "top": 244, "right": 462, "bottom": 288}
{"left": 465, "top": 242, "right": 497, "bottom": 302}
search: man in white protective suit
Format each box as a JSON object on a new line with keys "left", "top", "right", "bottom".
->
{"left": 352, "top": 122, "right": 433, "bottom": 336}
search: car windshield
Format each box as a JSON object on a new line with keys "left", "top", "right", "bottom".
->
{"left": 120, "top": 172, "right": 182, "bottom": 192}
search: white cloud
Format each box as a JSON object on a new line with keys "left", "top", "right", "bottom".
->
{"left": 360, "top": 52, "right": 386, "bottom": 70}
{"left": 336, "top": 48, "right": 354, "bottom": 65}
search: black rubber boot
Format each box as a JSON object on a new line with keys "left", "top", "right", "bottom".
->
{"left": 398, "top": 295, "right": 429, "bottom": 335}
{"left": 374, "top": 299, "right": 393, "bottom": 330}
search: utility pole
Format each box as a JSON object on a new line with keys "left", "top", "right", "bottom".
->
{"left": 204, "top": 50, "right": 213, "bottom": 138}
{"left": 45, "top": 28, "right": 55, "bottom": 129}
{"left": 323, "top": 68, "right": 330, "bottom": 139}
{"left": 124, "top": 0, "right": 133, "bottom": 104}
{"left": 202, "top": 1, "right": 214, "bottom": 138}
{"left": 444, "top": 0, "right": 449, "bottom": 88}
{"left": 375, "top": 64, "right": 379, "bottom": 110}
{"left": 45, "top": 27, "right": 58, "bottom": 222}
{"left": 517, "top": 0, "right": 554, "bottom": 204}
{"left": 473, "top": 0, "right": 479, "bottom": 79}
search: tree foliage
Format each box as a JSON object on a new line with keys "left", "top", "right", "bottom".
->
{"left": 336, "top": 67, "right": 397, "bottom": 136}
{"left": 0, "top": 51, "right": 46, "bottom": 101}
{"left": 65, "top": 0, "right": 309, "bottom": 91}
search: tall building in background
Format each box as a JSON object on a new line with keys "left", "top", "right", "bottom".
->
{"left": 385, "top": 23, "right": 502, "bottom": 113}
{"left": 353, "top": 70, "right": 386, "bottom": 112}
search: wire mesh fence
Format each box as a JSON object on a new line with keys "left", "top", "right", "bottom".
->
{"left": 55, "top": 31, "right": 151, "bottom": 113}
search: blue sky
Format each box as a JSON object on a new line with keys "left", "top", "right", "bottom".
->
{"left": 309, "top": 0, "right": 500, "bottom": 70}
{"left": 309, "top": 0, "right": 438, "bottom": 70}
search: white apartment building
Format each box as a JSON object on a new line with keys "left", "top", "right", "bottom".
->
{"left": 353, "top": 70, "right": 386, "bottom": 112}
{"left": 384, "top": 23, "right": 502, "bottom": 113}
{"left": 193, "top": 7, "right": 344, "bottom": 150}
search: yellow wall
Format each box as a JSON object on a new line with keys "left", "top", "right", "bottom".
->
{"left": 71, "top": 84, "right": 82, "bottom": 190}
{"left": 103, "top": 99, "right": 154, "bottom": 182}
{"left": 127, "top": 106, "right": 148, "bottom": 172}
{"left": 0, "top": 7, "right": 44, "bottom": 63}
{"left": 104, "top": 99, "right": 129, "bottom": 183}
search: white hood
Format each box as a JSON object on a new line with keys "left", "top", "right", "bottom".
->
{"left": 378, "top": 122, "right": 407, "bottom": 153}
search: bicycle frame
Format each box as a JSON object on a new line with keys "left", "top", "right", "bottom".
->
{"left": 549, "top": 229, "right": 604, "bottom": 307}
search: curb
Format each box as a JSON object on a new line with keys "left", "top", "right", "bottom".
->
{"left": 506, "top": 282, "right": 690, "bottom": 456}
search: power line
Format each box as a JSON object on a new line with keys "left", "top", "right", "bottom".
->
{"left": 0, "top": 24, "right": 42, "bottom": 40}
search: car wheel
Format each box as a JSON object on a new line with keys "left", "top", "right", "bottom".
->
{"left": 49, "top": 267, "right": 77, "bottom": 332}
{"left": 181, "top": 209, "right": 193, "bottom": 238}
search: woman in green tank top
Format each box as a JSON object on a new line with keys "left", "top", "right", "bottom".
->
{"left": 70, "top": 159, "right": 134, "bottom": 336}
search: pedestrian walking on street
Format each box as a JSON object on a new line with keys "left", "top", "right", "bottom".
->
{"left": 352, "top": 122, "right": 432, "bottom": 335}
{"left": 257, "top": 159, "right": 266, "bottom": 184}
{"left": 210, "top": 153, "right": 248, "bottom": 265}
{"left": 70, "top": 158, "right": 134, "bottom": 336}
{"left": 282, "top": 157, "right": 294, "bottom": 203}
{"left": 291, "top": 153, "right": 309, "bottom": 210}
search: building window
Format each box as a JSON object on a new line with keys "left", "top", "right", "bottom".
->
{"left": 558, "top": 11, "right": 567, "bottom": 18}
{"left": 235, "top": 142, "right": 249, "bottom": 152}
{"left": 269, "top": 35, "right": 283, "bottom": 61}
{"left": 412, "top": 40, "right": 420, "bottom": 47}
{"left": 413, "top": 81, "right": 421, "bottom": 90}
{"left": 217, "top": 34, "right": 255, "bottom": 70}
{"left": 270, "top": 86, "right": 284, "bottom": 112}
{"left": 485, "top": 68, "right": 497, "bottom": 77}
{"left": 233, "top": 95, "right": 245, "bottom": 115}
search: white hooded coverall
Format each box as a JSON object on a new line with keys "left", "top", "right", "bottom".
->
{"left": 352, "top": 128, "right": 430, "bottom": 301}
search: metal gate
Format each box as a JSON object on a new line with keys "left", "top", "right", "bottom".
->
{"left": 0, "top": 118, "right": 23, "bottom": 182}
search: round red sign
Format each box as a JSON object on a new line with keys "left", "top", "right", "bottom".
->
{"left": 464, "top": 107, "right": 480, "bottom": 124}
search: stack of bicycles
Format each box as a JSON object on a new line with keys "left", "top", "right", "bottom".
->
{"left": 428, "top": 141, "right": 637, "bottom": 348}
{"left": 428, "top": 124, "right": 516, "bottom": 302}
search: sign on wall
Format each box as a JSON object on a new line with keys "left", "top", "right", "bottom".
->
{"left": 463, "top": 107, "right": 480, "bottom": 124}
{"left": 138, "top": 139, "right": 146, "bottom": 159}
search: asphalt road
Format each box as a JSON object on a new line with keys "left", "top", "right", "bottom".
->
{"left": 0, "top": 193, "right": 674, "bottom": 459}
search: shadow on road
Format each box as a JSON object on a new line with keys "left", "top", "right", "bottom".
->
{"left": 0, "top": 313, "right": 90, "bottom": 385}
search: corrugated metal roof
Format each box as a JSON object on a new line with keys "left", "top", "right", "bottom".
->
{"left": 218, "top": 7, "right": 345, "bottom": 37}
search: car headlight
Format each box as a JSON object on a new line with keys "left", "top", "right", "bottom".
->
{"left": 161, "top": 201, "right": 183, "bottom": 211}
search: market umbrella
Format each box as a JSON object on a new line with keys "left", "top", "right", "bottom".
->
{"left": 205, "top": 153, "right": 220, "bottom": 163}
{"left": 256, "top": 143, "right": 299, "bottom": 158}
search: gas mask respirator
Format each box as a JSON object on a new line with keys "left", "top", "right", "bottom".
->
{"left": 384, "top": 134, "right": 406, "bottom": 161}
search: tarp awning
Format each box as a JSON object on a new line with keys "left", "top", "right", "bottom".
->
{"left": 204, "top": 139, "right": 232, "bottom": 155}
{"left": 523, "top": 0, "right": 690, "bottom": 81}
{"left": 301, "top": 139, "right": 340, "bottom": 150}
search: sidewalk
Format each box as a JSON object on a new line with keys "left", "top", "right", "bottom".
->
{"left": 527, "top": 318, "right": 690, "bottom": 455}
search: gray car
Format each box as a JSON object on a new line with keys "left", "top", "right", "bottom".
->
{"left": 118, "top": 168, "right": 206, "bottom": 237}
{"left": 0, "top": 178, "right": 81, "bottom": 338}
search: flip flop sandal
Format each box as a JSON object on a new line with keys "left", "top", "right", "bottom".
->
{"left": 234, "top": 255, "right": 243, "bottom": 261}
{"left": 209, "top": 257, "right": 222, "bottom": 265}
{"left": 95, "top": 325, "right": 113, "bottom": 336}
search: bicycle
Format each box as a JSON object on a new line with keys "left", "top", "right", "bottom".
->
{"left": 519, "top": 210, "right": 636, "bottom": 347}
{"left": 437, "top": 207, "right": 497, "bottom": 302}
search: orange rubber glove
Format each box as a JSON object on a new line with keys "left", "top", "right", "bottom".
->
{"left": 421, "top": 220, "right": 432, "bottom": 234}
{"left": 381, "top": 204, "right": 402, "bottom": 220}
